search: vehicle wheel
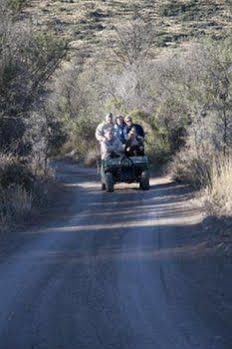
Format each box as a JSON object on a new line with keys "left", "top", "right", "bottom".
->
{"left": 105, "top": 173, "right": 114, "bottom": 192}
{"left": 101, "top": 182, "right": 106, "bottom": 190}
{"left": 140, "top": 170, "right": 150, "bottom": 190}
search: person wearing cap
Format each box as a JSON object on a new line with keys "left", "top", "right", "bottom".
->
{"left": 101, "top": 129, "right": 125, "bottom": 160}
{"left": 125, "top": 127, "right": 144, "bottom": 157}
{"left": 114, "top": 115, "right": 127, "bottom": 144}
{"left": 124, "top": 116, "right": 145, "bottom": 141}
{"left": 95, "top": 113, "right": 114, "bottom": 143}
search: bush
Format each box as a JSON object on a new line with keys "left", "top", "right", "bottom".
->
{"left": 0, "top": 3, "right": 67, "bottom": 161}
{"left": 74, "top": 116, "right": 99, "bottom": 160}
{"left": 158, "top": 0, "right": 219, "bottom": 21}
{"left": 0, "top": 184, "right": 32, "bottom": 232}
{"left": 0, "top": 117, "right": 29, "bottom": 155}
{"left": 169, "top": 148, "right": 211, "bottom": 189}
{"left": 0, "top": 1, "right": 67, "bottom": 189}
{"left": 159, "top": 1, "right": 192, "bottom": 17}
{"left": 0, "top": 150, "right": 55, "bottom": 232}
{"left": 203, "top": 156, "right": 232, "bottom": 218}
{"left": 0, "top": 160, "right": 34, "bottom": 191}
{"left": 0, "top": 1, "right": 68, "bottom": 232}
{"left": 46, "top": 118, "right": 69, "bottom": 157}
{"left": 51, "top": 18, "right": 232, "bottom": 180}
{"left": 7, "top": 0, "right": 27, "bottom": 13}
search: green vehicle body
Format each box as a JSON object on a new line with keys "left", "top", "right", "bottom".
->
{"left": 98, "top": 156, "right": 150, "bottom": 192}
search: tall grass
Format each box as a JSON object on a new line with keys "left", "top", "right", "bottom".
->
{"left": 203, "top": 156, "right": 232, "bottom": 218}
{"left": 169, "top": 148, "right": 212, "bottom": 189}
{"left": 0, "top": 151, "right": 54, "bottom": 232}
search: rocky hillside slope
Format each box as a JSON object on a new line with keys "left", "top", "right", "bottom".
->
{"left": 25, "top": 0, "right": 232, "bottom": 56}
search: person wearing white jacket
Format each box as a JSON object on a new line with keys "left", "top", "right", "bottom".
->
{"left": 95, "top": 113, "right": 114, "bottom": 143}
{"left": 100, "top": 129, "right": 125, "bottom": 160}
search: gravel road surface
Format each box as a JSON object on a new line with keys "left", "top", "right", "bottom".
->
{"left": 0, "top": 161, "right": 231, "bottom": 349}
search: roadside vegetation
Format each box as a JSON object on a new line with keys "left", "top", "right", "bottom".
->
{"left": 48, "top": 2, "right": 232, "bottom": 225}
{"left": 0, "top": 0, "right": 67, "bottom": 231}
{"left": 1, "top": 0, "right": 232, "bottom": 232}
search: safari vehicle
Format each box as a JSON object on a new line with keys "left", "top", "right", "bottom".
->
{"left": 98, "top": 155, "right": 150, "bottom": 192}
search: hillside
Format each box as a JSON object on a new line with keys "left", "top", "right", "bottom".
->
{"left": 25, "top": 0, "right": 232, "bottom": 55}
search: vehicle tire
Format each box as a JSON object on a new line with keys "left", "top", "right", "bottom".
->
{"left": 101, "top": 182, "right": 106, "bottom": 190}
{"left": 140, "top": 170, "right": 150, "bottom": 190}
{"left": 105, "top": 173, "right": 114, "bottom": 192}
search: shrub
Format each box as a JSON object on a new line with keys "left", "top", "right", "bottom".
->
{"left": 159, "top": 1, "right": 191, "bottom": 17}
{"left": 158, "top": 0, "right": 218, "bottom": 21}
{"left": 0, "top": 184, "right": 32, "bottom": 232}
{"left": 0, "top": 1, "right": 68, "bottom": 232}
{"left": 46, "top": 118, "right": 69, "bottom": 157}
{"left": 74, "top": 116, "right": 99, "bottom": 159}
{"left": 0, "top": 1, "right": 67, "bottom": 190}
{"left": 7, "top": 0, "right": 27, "bottom": 13}
{"left": 169, "top": 148, "right": 212, "bottom": 189}
{"left": 0, "top": 150, "right": 55, "bottom": 232}
{"left": 203, "top": 156, "right": 232, "bottom": 218}
{"left": 0, "top": 160, "right": 35, "bottom": 191}
{"left": 0, "top": 117, "right": 28, "bottom": 153}
{"left": 0, "top": 3, "right": 67, "bottom": 162}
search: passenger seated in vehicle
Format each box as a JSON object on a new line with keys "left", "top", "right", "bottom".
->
{"left": 101, "top": 129, "right": 125, "bottom": 160}
{"left": 114, "top": 115, "right": 127, "bottom": 144}
{"left": 124, "top": 115, "right": 145, "bottom": 141}
{"left": 95, "top": 113, "right": 114, "bottom": 143}
{"left": 125, "top": 127, "right": 144, "bottom": 157}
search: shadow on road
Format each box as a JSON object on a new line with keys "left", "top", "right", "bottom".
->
{"left": 1, "top": 162, "right": 232, "bottom": 349}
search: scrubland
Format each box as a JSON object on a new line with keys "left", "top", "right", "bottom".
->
{"left": 0, "top": 0, "right": 67, "bottom": 230}
{"left": 1, "top": 0, "right": 232, "bottom": 231}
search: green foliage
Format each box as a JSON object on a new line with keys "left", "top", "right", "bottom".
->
{"left": 47, "top": 119, "right": 68, "bottom": 157}
{"left": 158, "top": 0, "right": 220, "bottom": 22}
{"left": 7, "top": 0, "right": 27, "bottom": 13}
{"left": 158, "top": 1, "right": 196, "bottom": 17}
{"left": 0, "top": 31, "right": 67, "bottom": 116}
{"left": 50, "top": 18, "right": 232, "bottom": 177}
{"left": 74, "top": 116, "right": 98, "bottom": 158}
{"left": 124, "top": 110, "right": 171, "bottom": 165}
{"left": 0, "top": 13, "right": 68, "bottom": 157}
{"left": 0, "top": 4, "right": 68, "bottom": 212}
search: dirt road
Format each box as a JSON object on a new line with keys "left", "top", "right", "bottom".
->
{"left": 0, "top": 161, "right": 231, "bottom": 349}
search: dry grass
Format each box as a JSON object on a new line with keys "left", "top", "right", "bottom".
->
{"left": 84, "top": 148, "right": 100, "bottom": 167}
{"left": 0, "top": 151, "right": 55, "bottom": 232}
{"left": 0, "top": 152, "right": 31, "bottom": 231}
{"left": 169, "top": 148, "right": 211, "bottom": 189}
{"left": 203, "top": 156, "right": 232, "bottom": 218}
{"left": 24, "top": 0, "right": 232, "bottom": 57}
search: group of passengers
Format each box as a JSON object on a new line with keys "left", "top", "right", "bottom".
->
{"left": 95, "top": 113, "right": 145, "bottom": 160}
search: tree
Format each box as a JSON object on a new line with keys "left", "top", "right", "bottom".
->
{"left": 106, "top": 19, "right": 156, "bottom": 69}
{"left": 0, "top": 1, "right": 68, "bottom": 158}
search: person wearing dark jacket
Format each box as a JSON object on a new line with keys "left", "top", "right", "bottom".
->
{"left": 114, "top": 115, "right": 127, "bottom": 144}
{"left": 125, "top": 127, "right": 144, "bottom": 157}
{"left": 124, "top": 115, "right": 145, "bottom": 140}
